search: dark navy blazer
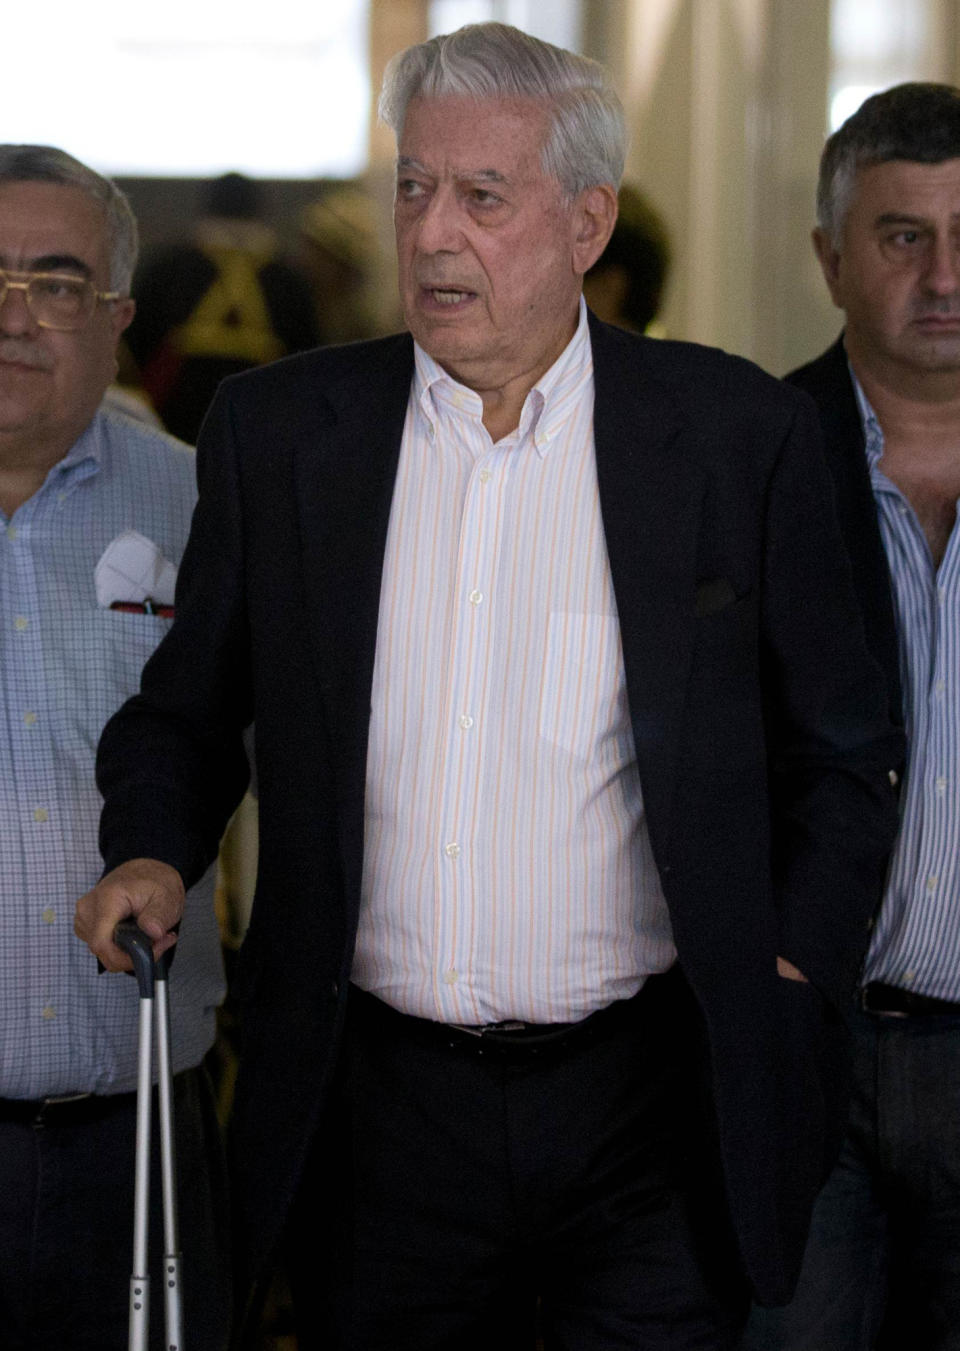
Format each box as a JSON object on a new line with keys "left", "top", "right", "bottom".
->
{"left": 97, "top": 315, "right": 903, "bottom": 1304}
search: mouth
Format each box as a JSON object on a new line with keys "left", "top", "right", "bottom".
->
{"left": 0, "top": 346, "right": 50, "bottom": 373}
{"left": 419, "top": 285, "right": 477, "bottom": 310}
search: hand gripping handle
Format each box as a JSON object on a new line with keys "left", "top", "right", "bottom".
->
{"left": 114, "top": 919, "right": 173, "bottom": 996}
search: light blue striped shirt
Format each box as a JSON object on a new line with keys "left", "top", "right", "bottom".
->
{"left": 0, "top": 405, "right": 225, "bottom": 1098}
{"left": 854, "top": 377, "right": 960, "bottom": 1000}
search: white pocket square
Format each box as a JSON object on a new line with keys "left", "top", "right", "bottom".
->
{"left": 95, "top": 530, "right": 178, "bottom": 608}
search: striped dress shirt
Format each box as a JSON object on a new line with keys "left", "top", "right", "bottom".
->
{"left": 0, "top": 405, "right": 224, "bottom": 1098}
{"left": 353, "top": 301, "right": 676, "bottom": 1025}
{"left": 855, "top": 377, "right": 960, "bottom": 1000}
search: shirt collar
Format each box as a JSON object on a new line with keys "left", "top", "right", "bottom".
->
{"left": 54, "top": 408, "right": 102, "bottom": 478}
{"left": 413, "top": 296, "right": 593, "bottom": 457}
{"left": 849, "top": 361, "right": 885, "bottom": 470}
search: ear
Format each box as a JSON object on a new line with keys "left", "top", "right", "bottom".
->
{"left": 812, "top": 227, "right": 845, "bottom": 309}
{"left": 111, "top": 297, "right": 136, "bottom": 342}
{"left": 571, "top": 184, "right": 618, "bottom": 276}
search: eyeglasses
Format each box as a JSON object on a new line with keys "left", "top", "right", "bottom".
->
{"left": 0, "top": 268, "right": 121, "bottom": 331}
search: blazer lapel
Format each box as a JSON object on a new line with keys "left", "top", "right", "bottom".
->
{"left": 590, "top": 316, "right": 705, "bottom": 854}
{"left": 293, "top": 336, "right": 414, "bottom": 900}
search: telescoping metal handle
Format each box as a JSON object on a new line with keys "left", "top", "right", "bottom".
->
{"left": 114, "top": 920, "right": 184, "bottom": 1351}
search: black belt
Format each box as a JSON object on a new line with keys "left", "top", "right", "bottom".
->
{"left": 0, "top": 1089, "right": 137, "bottom": 1128}
{"left": 861, "top": 982, "right": 960, "bottom": 1018}
{"left": 350, "top": 968, "right": 677, "bottom": 1060}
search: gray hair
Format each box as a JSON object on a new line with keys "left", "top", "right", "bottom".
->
{"left": 0, "top": 144, "right": 138, "bottom": 293}
{"left": 818, "top": 82, "right": 960, "bottom": 244}
{"left": 379, "top": 22, "right": 625, "bottom": 198}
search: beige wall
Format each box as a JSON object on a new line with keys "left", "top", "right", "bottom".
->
{"left": 589, "top": 0, "right": 960, "bottom": 375}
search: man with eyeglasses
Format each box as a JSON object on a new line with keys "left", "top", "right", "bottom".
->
{"left": 0, "top": 145, "right": 230, "bottom": 1351}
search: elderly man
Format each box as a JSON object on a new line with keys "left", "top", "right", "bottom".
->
{"left": 76, "top": 24, "right": 902, "bottom": 1351}
{"left": 743, "top": 83, "right": 960, "bottom": 1351}
{"left": 0, "top": 146, "right": 229, "bottom": 1351}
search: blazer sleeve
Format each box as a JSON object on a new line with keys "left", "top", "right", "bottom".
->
{"left": 759, "top": 392, "right": 903, "bottom": 1007}
{"left": 96, "top": 383, "right": 253, "bottom": 887}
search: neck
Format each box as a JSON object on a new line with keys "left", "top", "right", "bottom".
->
{"left": 848, "top": 353, "right": 960, "bottom": 450}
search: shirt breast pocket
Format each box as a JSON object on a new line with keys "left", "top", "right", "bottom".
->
{"left": 538, "top": 611, "right": 625, "bottom": 761}
{"left": 63, "top": 610, "right": 173, "bottom": 749}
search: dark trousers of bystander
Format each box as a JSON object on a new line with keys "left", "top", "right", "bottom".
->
{"left": 285, "top": 969, "right": 750, "bottom": 1351}
{"left": 0, "top": 1065, "right": 232, "bottom": 1351}
{"left": 741, "top": 1003, "right": 960, "bottom": 1351}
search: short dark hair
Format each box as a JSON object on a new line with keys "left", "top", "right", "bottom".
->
{"left": 818, "top": 82, "right": 960, "bottom": 243}
{"left": 0, "top": 144, "right": 138, "bottom": 292}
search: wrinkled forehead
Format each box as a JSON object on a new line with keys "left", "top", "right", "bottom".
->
{"left": 398, "top": 94, "right": 553, "bottom": 176}
{"left": 0, "top": 181, "right": 110, "bottom": 278}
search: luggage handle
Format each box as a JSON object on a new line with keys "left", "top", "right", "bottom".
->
{"left": 114, "top": 920, "right": 184, "bottom": 1351}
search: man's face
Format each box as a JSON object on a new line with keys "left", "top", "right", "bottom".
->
{"left": 815, "top": 157, "right": 960, "bottom": 384}
{"left": 0, "top": 181, "right": 134, "bottom": 462}
{"left": 394, "top": 95, "right": 613, "bottom": 395}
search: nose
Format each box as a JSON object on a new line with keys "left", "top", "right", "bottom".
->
{"left": 921, "top": 233, "right": 960, "bottom": 298}
{"left": 0, "top": 280, "right": 39, "bottom": 336}
{"left": 412, "top": 185, "right": 464, "bottom": 255}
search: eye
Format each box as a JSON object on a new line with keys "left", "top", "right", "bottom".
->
{"left": 468, "top": 187, "right": 502, "bottom": 208}
{"left": 35, "top": 274, "right": 85, "bottom": 299}
{"left": 396, "top": 178, "right": 426, "bottom": 202}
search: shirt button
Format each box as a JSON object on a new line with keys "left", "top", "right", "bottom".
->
{"left": 458, "top": 714, "right": 474, "bottom": 730}
{"left": 443, "top": 968, "right": 458, "bottom": 985}
{"left": 468, "top": 589, "right": 483, "bottom": 606}
{"left": 33, "top": 807, "right": 49, "bottom": 823}
{"left": 926, "top": 875, "right": 939, "bottom": 892}
{"left": 936, "top": 776, "right": 947, "bottom": 794}
{"left": 936, "top": 680, "right": 946, "bottom": 694}
{"left": 23, "top": 711, "right": 37, "bottom": 727}
{"left": 41, "top": 1005, "right": 56, "bottom": 1021}
{"left": 41, "top": 908, "right": 56, "bottom": 925}
{"left": 444, "top": 842, "right": 461, "bottom": 859}
{"left": 478, "top": 468, "right": 492, "bottom": 483}
{"left": 6, "top": 525, "right": 17, "bottom": 540}
{"left": 14, "top": 616, "right": 29, "bottom": 631}
{"left": 888, "top": 769, "right": 899, "bottom": 786}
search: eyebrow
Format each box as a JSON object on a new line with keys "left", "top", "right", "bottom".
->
{"left": 396, "top": 156, "right": 509, "bottom": 185}
{"left": 872, "top": 211, "right": 960, "bottom": 229}
{"left": 0, "top": 254, "right": 94, "bottom": 276}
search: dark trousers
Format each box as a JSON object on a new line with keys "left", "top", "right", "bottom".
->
{"left": 0, "top": 1066, "right": 232, "bottom": 1351}
{"left": 741, "top": 1004, "right": 960, "bottom": 1351}
{"left": 287, "top": 971, "right": 749, "bottom": 1350}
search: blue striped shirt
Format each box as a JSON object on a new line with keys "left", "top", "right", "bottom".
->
{"left": 0, "top": 405, "right": 225, "bottom": 1098}
{"left": 855, "top": 377, "right": 960, "bottom": 1000}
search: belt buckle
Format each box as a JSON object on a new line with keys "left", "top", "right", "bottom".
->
{"left": 449, "top": 1020, "right": 527, "bottom": 1038}
{"left": 860, "top": 985, "right": 908, "bottom": 1018}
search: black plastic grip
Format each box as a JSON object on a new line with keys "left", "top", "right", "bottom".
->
{"left": 114, "top": 920, "right": 156, "bottom": 999}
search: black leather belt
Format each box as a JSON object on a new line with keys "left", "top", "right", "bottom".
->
{"left": 350, "top": 968, "right": 677, "bottom": 1060}
{"left": 0, "top": 1089, "right": 137, "bottom": 1128}
{"left": 861, "top": 982, "right": 960, "bottom": 1018}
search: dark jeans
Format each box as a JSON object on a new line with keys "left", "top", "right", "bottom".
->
{"left": 741, "top": 1004, "right": 960, "bottom": 1351}
{"left": 287, "top": 972, "right": 749, "bottom": 1351}
{"left": 0, "top": 1066, "right": 232, "bottom": 1351}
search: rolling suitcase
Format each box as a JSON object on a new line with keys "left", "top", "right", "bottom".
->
{"left": 115, "top": 920, "right": 184, "bottom": 1351}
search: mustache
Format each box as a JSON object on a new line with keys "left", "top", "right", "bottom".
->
{"left": 912, "top": 297, "right": 960, "bottom": 319}
{"left": 0, "top": 339, "right": 53, "bottom": 371}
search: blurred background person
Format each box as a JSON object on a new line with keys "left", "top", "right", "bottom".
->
{"left": 582, "top": 182, "right": 671, "bottom": 335}
{"left": 126, "top": 171, "right": 319, "bottom": 442}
